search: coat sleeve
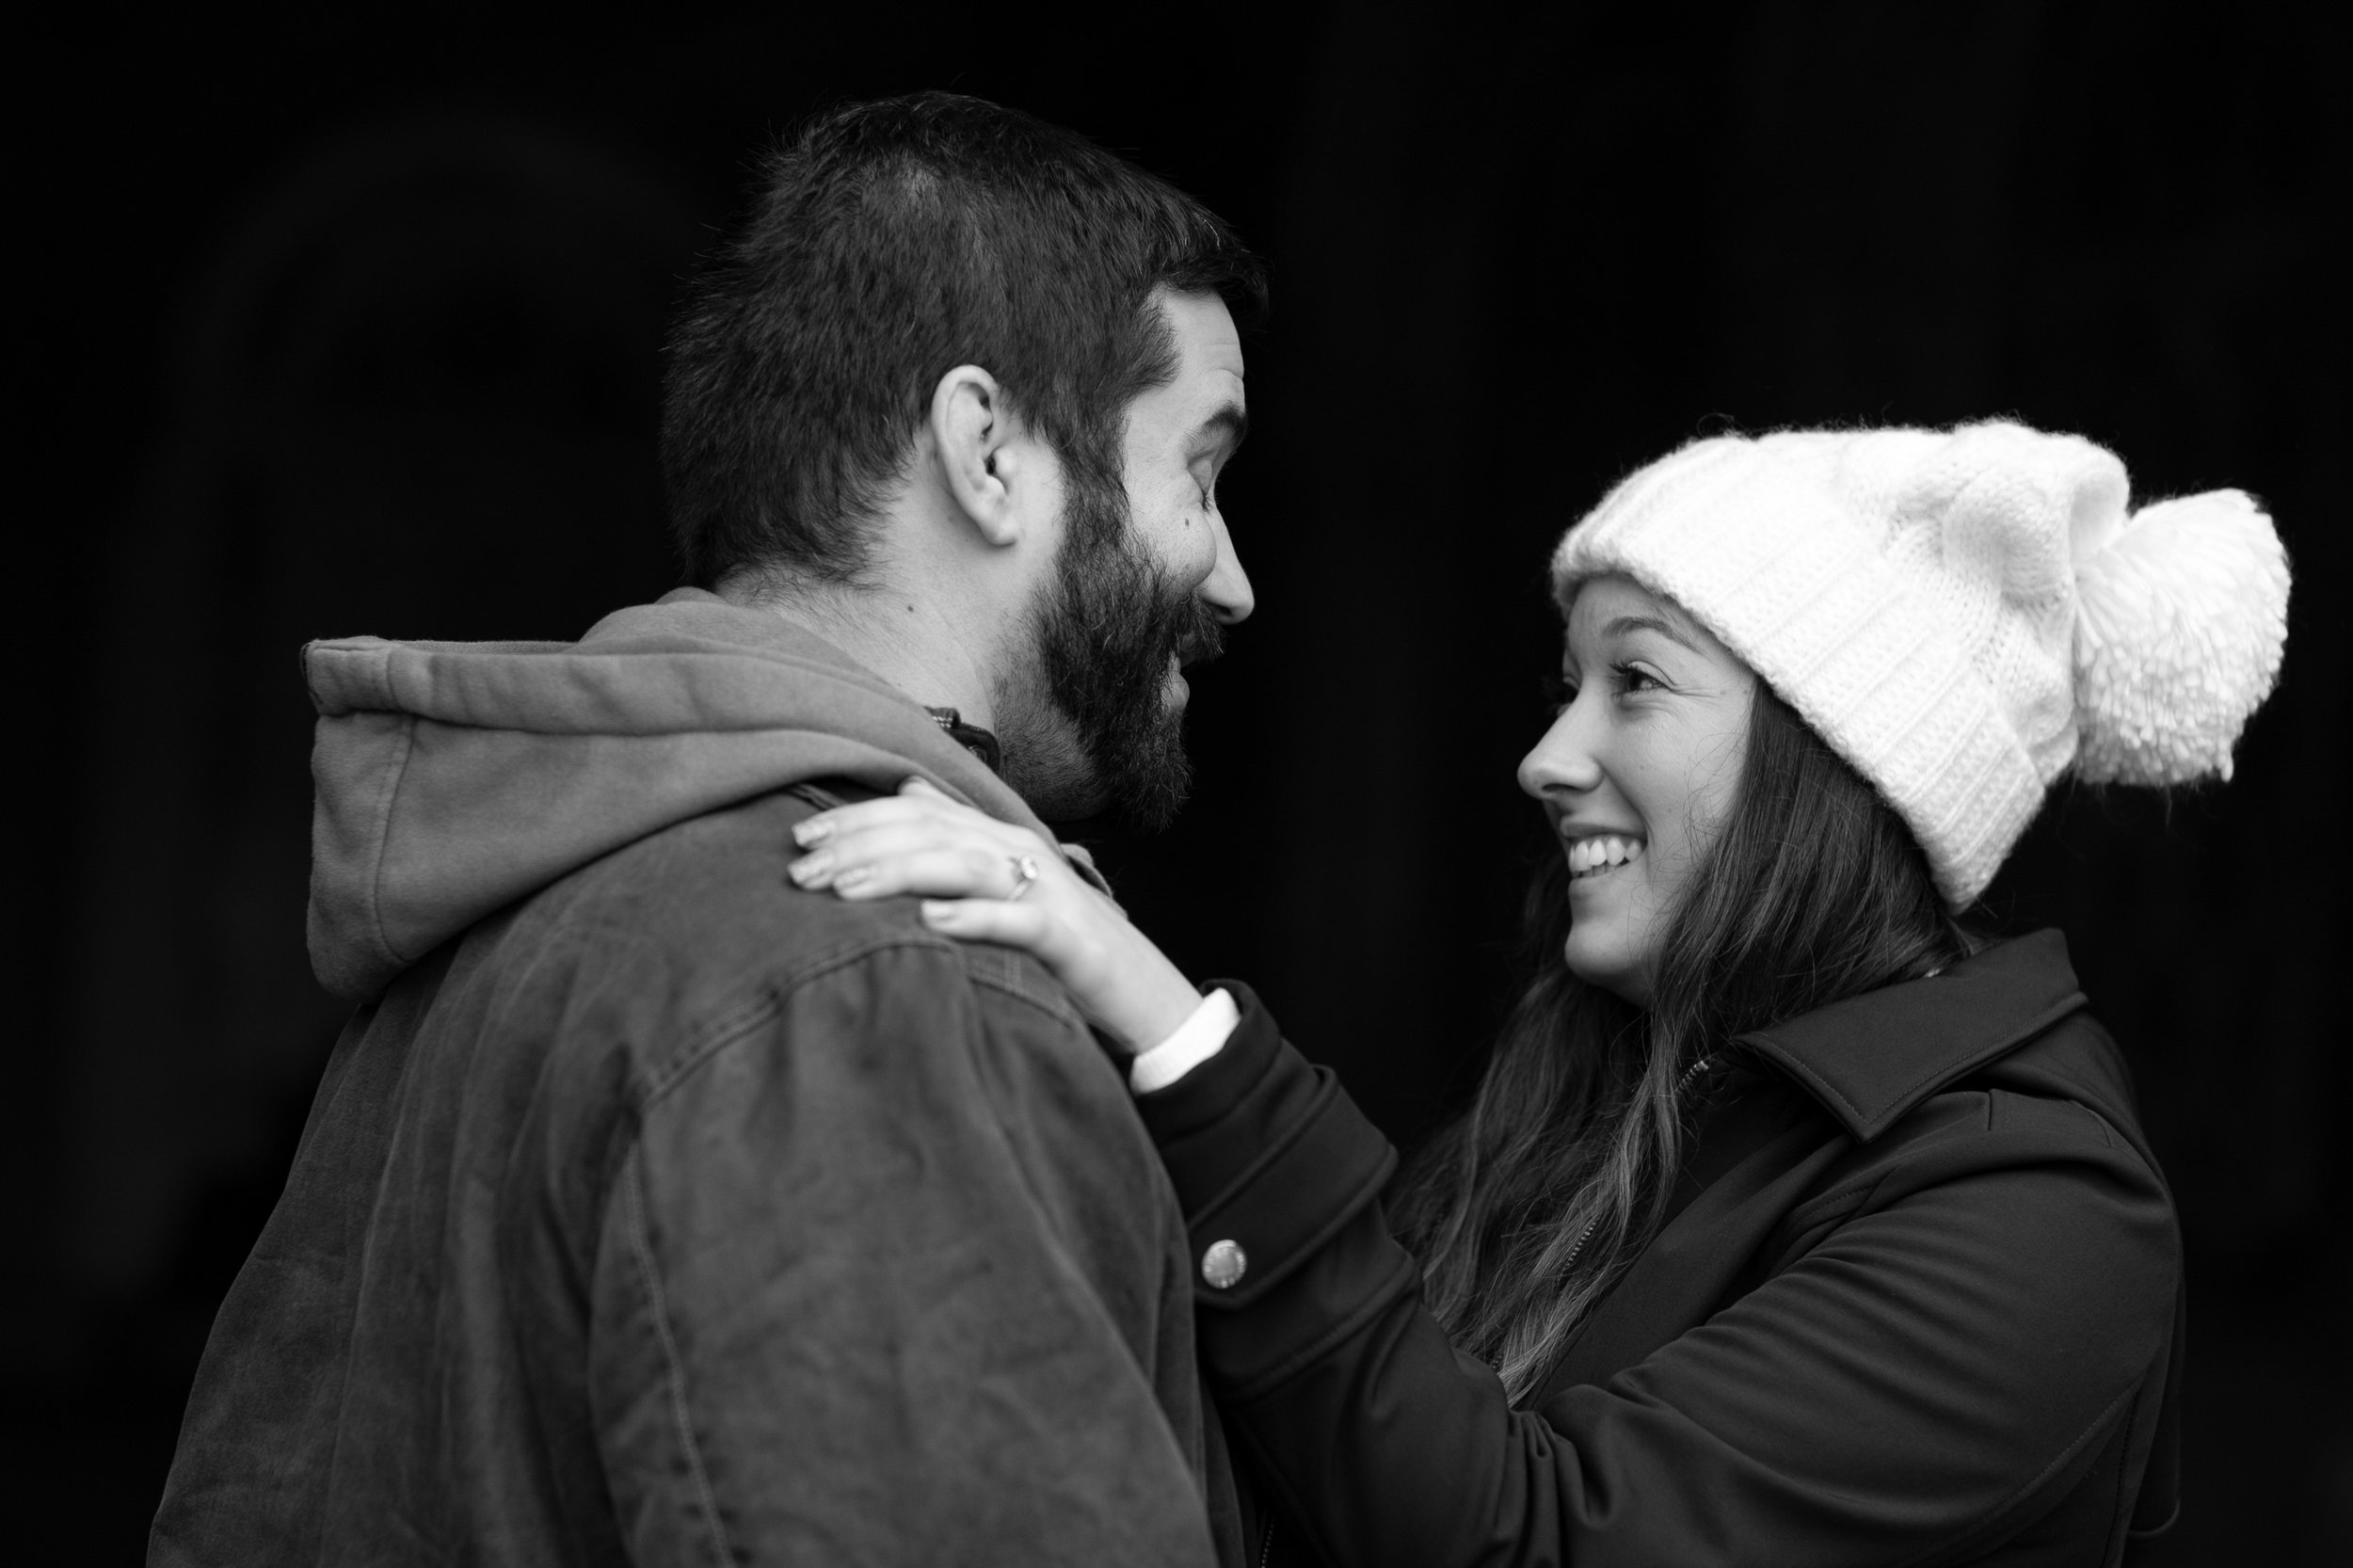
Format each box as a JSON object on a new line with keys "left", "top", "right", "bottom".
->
{"left": 1139, "top": 985, "right": 2178, "bottom": 1568}
{"left": 588, "top": 939, "right": 1222, "bottom": 1568}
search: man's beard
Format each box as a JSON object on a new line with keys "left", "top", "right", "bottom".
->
{"left": 994, "top": 475, "right": 1225, "bottom": 831}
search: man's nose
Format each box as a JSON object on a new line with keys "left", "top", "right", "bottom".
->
{"left": 1517, "top": 705, "right": 1602, "bottom": 801}
{"left": 1201, "top": 513, "right": 1255, "bottom": 624}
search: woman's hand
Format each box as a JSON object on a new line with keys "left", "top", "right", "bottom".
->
{"left": 785, "top": 778, "right": 1204, "bottom": 1055}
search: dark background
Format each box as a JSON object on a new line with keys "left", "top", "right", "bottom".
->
{"left": 9, "top": 2, "right": 2346, "bottom": 1561}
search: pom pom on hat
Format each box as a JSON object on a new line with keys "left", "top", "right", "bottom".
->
{"left": 2072, "top": 488, "right": 2290, "bottom": 785}
{"left": 1550, "top": 421, "right": 2293, "bottom": 907}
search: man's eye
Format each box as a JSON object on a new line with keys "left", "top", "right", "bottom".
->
{"left": 1543, "top": 672, "right": 1578, "bottom": 712}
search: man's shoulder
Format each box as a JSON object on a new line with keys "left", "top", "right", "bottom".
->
{"left": 511, "top": 790, "right": 1158, "bottom": 1212}
{"left": 487, "top": 784, "right": 1089, "bottom": 1074}
{"left": 558, "top": 782, "right": 877, "bottom": 962}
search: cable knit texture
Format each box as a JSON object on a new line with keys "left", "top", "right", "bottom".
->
{"left": 1551, "top": 422, "right": 2291, "bottom": 907}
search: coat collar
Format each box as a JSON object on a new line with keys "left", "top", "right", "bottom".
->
{"left": 1733, "top": 929, "right": 2089, "bottom": 1143}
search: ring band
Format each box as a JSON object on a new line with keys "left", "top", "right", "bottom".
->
{"left": 1005, "top": 854, "right": 1041, "bottom": 902}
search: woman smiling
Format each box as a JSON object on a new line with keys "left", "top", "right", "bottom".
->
{"left": 788, "top": 422, "right": 2289, "bottom": 1567}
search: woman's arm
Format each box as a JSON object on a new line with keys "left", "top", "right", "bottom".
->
{"left": 1176, "top": 1002, "right": 2180, "bottom": 1568}
{"left": 1150, "top": 990, "right": 2179, "bottom": 1568}
{"left": 790, "top": 786, "right": 2180, "bottom": 1567}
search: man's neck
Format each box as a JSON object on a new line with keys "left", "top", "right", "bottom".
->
{"left": 717, "top": 575, "right": 1000, "bottom": 730}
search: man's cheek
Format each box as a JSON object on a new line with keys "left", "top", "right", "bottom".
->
{"left": 1143, "top": 506, "right": 1218, "bottom": 588}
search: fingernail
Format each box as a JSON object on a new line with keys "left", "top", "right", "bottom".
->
{"left": 787, "top": 851, "right": 834, "bottom": 887}
{"left": 792, "top": 818, "right": 834, "bottom": 848}
{"left": 920, "top": 900, "right": 957, "bottom": 920}
{"left": 834, "top": 866, "right": 873, "bottom": 894}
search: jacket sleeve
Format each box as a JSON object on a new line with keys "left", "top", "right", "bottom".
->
{"left": 1139, "top": 984, "right": 2178, "bottom": 1568}
{"left": 588, "top": 939, "right": 1221, "bottom": 1568}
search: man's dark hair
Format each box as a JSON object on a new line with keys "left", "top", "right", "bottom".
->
{"left": 661, "top": 92, "right": 1267, "bottom": 587}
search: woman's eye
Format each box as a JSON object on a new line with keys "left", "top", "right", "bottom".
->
{"left": 1611, "top": 663, "right": 1663, "bottom": 696}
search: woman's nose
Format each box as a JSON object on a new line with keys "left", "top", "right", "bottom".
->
{"left": 1517, "top": 705, "right": 1602, "bottom": 801}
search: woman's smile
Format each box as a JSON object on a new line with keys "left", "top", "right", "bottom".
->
{"left": 1564, "top": 832, "right": 1645, "bottom": 880}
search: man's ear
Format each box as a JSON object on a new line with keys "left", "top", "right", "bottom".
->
{"left": 929, "top": 364, "right": 1030, "bottom": 548}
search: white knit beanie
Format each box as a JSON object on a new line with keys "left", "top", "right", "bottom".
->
{"left": 1549, "top": 421, "right": 2291, "bottom": 908}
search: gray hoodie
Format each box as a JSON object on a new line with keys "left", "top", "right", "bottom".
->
{"left": 302, "top": 588, "right": 1089, "bottom": 1001}
{"left": 152, "top": 589, "right": 1238, "bottom": 1568}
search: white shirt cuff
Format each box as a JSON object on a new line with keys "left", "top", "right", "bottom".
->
{"left": 1128, "top": 987, "right": 1240, "bottom": 1095}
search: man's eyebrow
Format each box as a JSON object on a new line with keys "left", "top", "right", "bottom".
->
{"left": 1193, "top": 401, "right": 1249, "bottom": 452}
{"left": 1601, "top": 613, "right": 1704, "bottom": 652}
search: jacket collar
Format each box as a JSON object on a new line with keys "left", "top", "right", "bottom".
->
{"left": 1734, "top": 929, "right": 2088, "bottom": 1143}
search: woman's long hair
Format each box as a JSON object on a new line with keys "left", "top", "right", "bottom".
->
{"left": 1392, "top": 679, "right": 1977, "bottom": 1402}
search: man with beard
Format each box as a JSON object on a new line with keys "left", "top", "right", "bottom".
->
{"left": 151, "top": 94, "right": 1258, "bottom": 1568}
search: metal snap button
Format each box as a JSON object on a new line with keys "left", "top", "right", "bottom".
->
{"left": 1202, "top": 1239, "right": 1247, "bottom": 1289}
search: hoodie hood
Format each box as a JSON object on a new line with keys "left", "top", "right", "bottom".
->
{"left": 305, "top": 588, "right": 1071, "bottom": 1001}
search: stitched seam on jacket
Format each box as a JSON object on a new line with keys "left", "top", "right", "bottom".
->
{"left": 638, "top": 931, "right": 974, "bottom": 1107}
{"left": 1769, "top": 1185, "right": 1873, "bottom": 1265}
{"left": 1780, "top": 1094, "right": 2154, "bottom": 1261}
{"left": 311, "top": 1100, "right": 401, "bottom": 1567}
{"left": 2102, "top": 1383, "right": 2145, "bottom": 1567}
{"left": 623, "top": 1146, "right": 735, "bottom": 1566}
{"left": 364, "top": 714, "right": 420, "bottom": 973}
{"left": 949, "top": 966, "right": 1146, "bottom": 1344}
{"left": 965, "top": 952, "right": 1086, "bottom": 1030}
{"left": 2072, "top": 1099, "right": 2120, "bottom": 1150}
{"left": 1891, "top": 1373, "right": 2141, "bottom": 1568}
{"left": 1224, "top": 1248, "right": 1422, "bottom": 1403}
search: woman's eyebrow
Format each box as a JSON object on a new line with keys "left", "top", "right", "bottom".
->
{"left": 1601, "top": 613, "right": 1704, "bottom": 653}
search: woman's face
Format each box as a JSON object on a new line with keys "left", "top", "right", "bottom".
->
{"left": 1517, "top": 574, "right": 1757, "bottom": 1007}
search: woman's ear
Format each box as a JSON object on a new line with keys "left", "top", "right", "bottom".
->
{"left": 928, "top": 363, "right": 1026, "bottom": 548}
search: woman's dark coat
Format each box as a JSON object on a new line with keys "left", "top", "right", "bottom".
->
{"left": 1143, "top": 931, "right": 2184, "bottom": 1567}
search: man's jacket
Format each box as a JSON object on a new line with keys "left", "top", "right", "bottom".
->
{"left": 1145, "top": 933, "right": 2183, "bottom": 1567}
{"left": 150, "top": 590, "right": 1237, "bottom": 1568}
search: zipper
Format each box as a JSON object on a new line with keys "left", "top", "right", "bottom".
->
{"left": 1560, "top": 1055, "right": 1714, "bottom": 1275}
{"left": 1260, "top": 1519, "right": 1275, "bottom": 1568}
{"left": 1558, "top": 1214, "right": 1604, "bottom": 1275}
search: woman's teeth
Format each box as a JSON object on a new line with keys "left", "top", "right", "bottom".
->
{"left": 1568, "top": 835, "right": 1644, "bottom": 878}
